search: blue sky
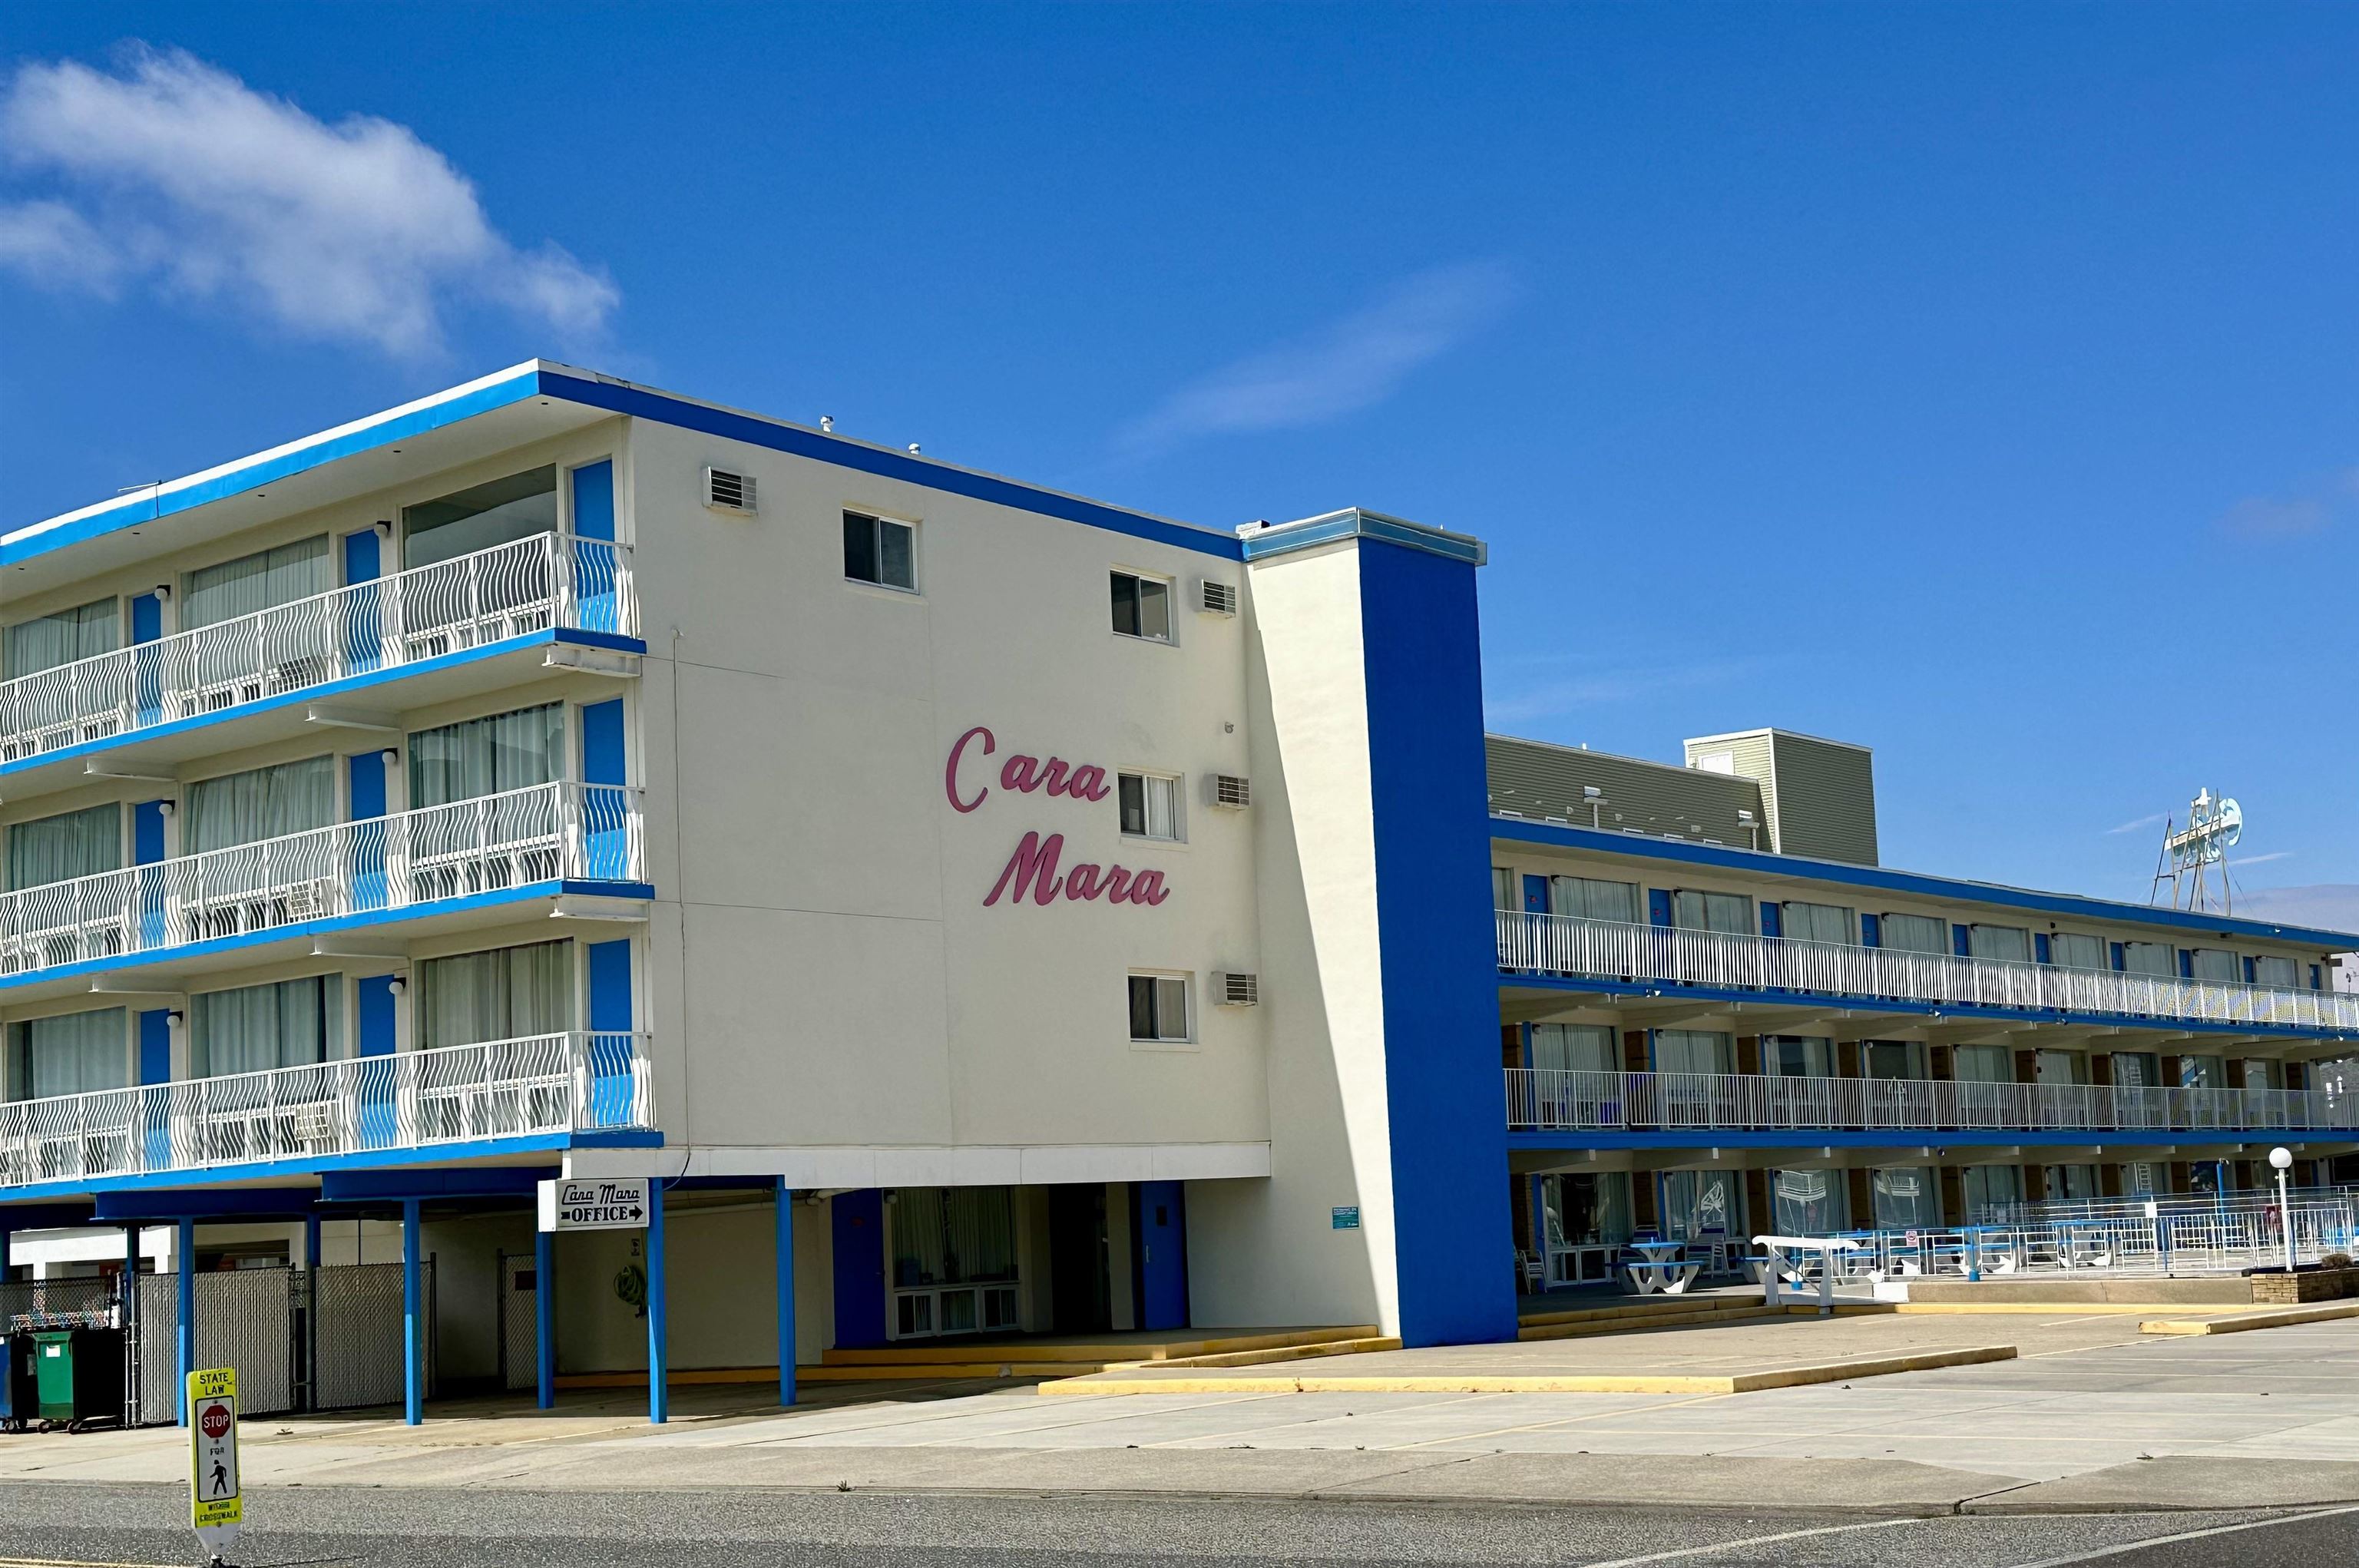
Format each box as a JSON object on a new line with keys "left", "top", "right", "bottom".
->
{"left": 3, "top": 5, "right": 2354, "bottom": 918}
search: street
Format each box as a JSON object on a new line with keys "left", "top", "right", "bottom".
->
{"left": 1, "top": 1484, "right": 2356, "bottom": 1568}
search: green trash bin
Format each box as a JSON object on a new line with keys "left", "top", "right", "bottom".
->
{"left": 31, "top": 1328, "right": 125, "bottom": 1431}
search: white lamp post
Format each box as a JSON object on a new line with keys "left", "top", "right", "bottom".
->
{"left": 2269, "top": 1146, "right": 2297, "bottom": 1272}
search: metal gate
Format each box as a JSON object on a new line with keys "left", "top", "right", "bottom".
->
{"left": 314, "top": 1262, "right": 434, "bottom": 1412}
{"left": 497, "top": 1252, "right": 539, "bottom": 1392}
{"left": 129, "top": 1262, "right": 432, "bottom": 1424}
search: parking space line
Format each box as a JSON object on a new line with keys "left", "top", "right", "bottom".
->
{"left": 2001, "top": 1501, "right": 2359, "bottom": 1566}
{"left": 1579, "top": 1517, "right": 1919, "bottom": 1566}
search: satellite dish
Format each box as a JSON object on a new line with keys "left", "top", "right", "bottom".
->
{"left": 2217, "top": 797, "right": 2242, "bottom": 850}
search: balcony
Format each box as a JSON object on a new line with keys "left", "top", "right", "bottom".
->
{"left": 0, "top": 1030, "right": 654, "bottom": 1191}
{"left": 1499, "top": 912, "right": 2359, "bottom": 1035}
{"left": 0, "top": 781, "right": 644, "bottom": 990}
{"left": 1505, "top": 1067, "right": 2359, "bottom": 1136}
{"left": 0, "top": 532, "right": 635, "bottom": 775}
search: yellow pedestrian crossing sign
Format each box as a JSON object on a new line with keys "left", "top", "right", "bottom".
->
{"left": 187, "top": 1367, "right": 243, "bottom": 1558}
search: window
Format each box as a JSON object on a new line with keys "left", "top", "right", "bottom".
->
{"left": 2044, "top": 1164, "right": 2099, "bottom": 1202}
{"left": 402, "top": 467, "right": 558, "bottom": 570}
{"left": 1653, "top": 1029, "right": 1733, "bottom": 1075}
{"left": 2189, "top": 948, "right": 2238, "bottom": 983}
{"left": 416, "top": 940, "right": 572, "bottom": 1050}
{"left": 1659, "top": 1169, "right": 1737, "bottom": 1241}
{"left": 1871, "top": 1167, "right": 1938, "bottom": 1229}
{"left": 1541, "top": 1172, "right": 1633, "bottom": 1247}
{"left": 2051, "top": 931, "right": 2105, "bottom": 971}
{"left": 409, "top": 703, "right": 563, "bottom": 809}
{"left": 1553, "top": 876, "right": 1640, "bottom": 925}
{"left": 1117, "top": 772, "right": 1183, "bottom": 840}
{"left": 843, "top": 511, "right": 916, "bottom": 591}
{"left": 183, "top": 536, "right": 332, "bottom": 630}
{"left": 4, "top": 597, "right": 117, "bottom": 679}
{"left": 6, "top": 1008, "right": 127, "bottom": 1100}
{"left": 1670, "top": 889, "right": 1750, "bottom": 935}
{"left": 1771, "top": 1169, "right": 1845, "bottom": 1234}
{"left": 1967, "top": 924, "right": 2031, "bottom": 964}
{"left": 2122, "top": 941, "right": 2175, "bottom": 978}
{"left": 1127, "top": 973, "right": 1189, "bottom": 1043}
{"left": 2179, "top": 1054, "right": 2225, "bottom": 1089}
{"left": 1953, "top": 1044, "right": 2013, "bottom": 1084}
{"left": 1863, "top": 1040, "right": 1926, "bottom": 1080}
{"left": 7, "top": 803, "right": 121, "bottom": 889}
{"left": 1781, "top": 901, "right": 1852, "bottom": 945}
{"left": 889, "top": 1186, "right": 1017, "bottom": 1289}
{"left": 1880, "top": 912, "right": 1949, "bottom": 954}
{"left": 192, "top": 977, "right": 338, "bottom": 1078}
{"left": 1110, "top": 571, "right": 1172, "bottom": 643}
{"left": 1961, "top": 1164, "right": 2024, "bottom": 1222}
{"left": 186, "top": 756, "right": 334, "bottom": 855}
{"left": 1492, "top": 868, "right": 1515, "bottom": 911}
{"left": 2035, "top": 1050, "right": 2084, "bottom": 1086}
{"left": 2255, "top": 954, "right": 2300, "bottom": 988}
{"left": 2111, "top": 1051, "right": 2159, "bottom": 1089}
{"left": 1766, "top": 1035, "right": 1835, "bottom": 1077}
{"left": 1530, "top": 1022, "right": 1616, "bottom": 1074}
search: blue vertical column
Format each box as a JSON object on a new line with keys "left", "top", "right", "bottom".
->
{"left": 775, "top": 1179, "right": 797, "bottom": 1407}
{"left": 401, "top": 1199, "right": 423, "bottom": 1425}
{"left": 534, "top": 1228, "right": 556, "bottom": 1411}
{"left": 175, "top": 1218, "right": 196, "bottom": 1426}
{"left": 646, "top": 1187, "right": 669, "bottom": 1424}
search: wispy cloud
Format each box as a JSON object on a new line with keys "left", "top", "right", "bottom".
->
{"left": 2106, "top": 812, "right": 2169, "bottom": 835}
{"left": 1115, "top": 261, "right": 1520, "bottom": 457}
{"left": 2229, "top": 850, "right": 2294, "bottom": 866}
{"left": 1485, "top": 658, "right": 1755, "bottom": 725}
{"left": 2217, "top": 467, "right": 2359, "bottom": 541}
{"left": 0, "top": 47, "right": 618, "bottom": 356}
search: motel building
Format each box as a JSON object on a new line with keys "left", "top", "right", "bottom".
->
{"left": 1, "top": 362, "right": 2354, "bottom": 1427}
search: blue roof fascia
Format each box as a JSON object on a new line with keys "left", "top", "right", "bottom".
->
{"left": 1, "top": 365, "right": 546, "bottom": 568}
{"left": 1504, "top": 973, "right": 2359, "bottom": 1043}
{"left": 535, "top": 369, "right": 1244, "bottom": 561}
{"left": 1491, "top": 816, "right": 2359, "bottom": 951}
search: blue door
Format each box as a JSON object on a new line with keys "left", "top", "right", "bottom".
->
{"left": 1133, "top": 1181, "right": 1188, "bottom": 1331}
{"left": 1521, "top": 875, "right": 1549, "bottom": 914}
{"left": 348, "top": 752, "right": 389, "bottom": 911}
{"left": 832, "top": 1191, "right": 888, "bottom": 1349}
{"left": 342, "top": 528, "right": 382, "bottom": 673}
{"left": 580, "top": 698, "right": 629, "bottom": 879}
{"left": 137, "top": 1009, "right": 173, "bottom": 1169}
{"left": 356, "top": 974, "right": 398, "bottom": 1149}
{"left": 570, "top": 461, "right": 619, "bottom": 632}
{"left": 130, "top": 592, "right": 164, "bottom": 726}
{"left": 586, "top": 938, "right": 635, "bottom": 1126}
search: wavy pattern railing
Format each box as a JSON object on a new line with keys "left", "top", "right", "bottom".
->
{"left": 0, "top": 781, "right": 644, "bottom": 978}
{"left": 0, "top": 1030, "right": 653, "bottom": 1188}
{"left": 1504, "top": 1067, "right": 2359, "bottom": 1134}
{"left": 1499, "top": 911, "right": 2354, "bottom": 1032}
{"left": 0, "top": 532, "right": 635, "bottom": 763}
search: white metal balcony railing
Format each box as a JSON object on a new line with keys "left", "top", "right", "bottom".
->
{"left": 1505, "top": 1067, "right": 2359, "bottom": 1136}
{"left": 1500, "top": 911, "right": 2359, "bottom": 1034}
{"left": 0, "top": 781, "right": 644, "bottom": 979}
{"left": 0, "top": 532, "right": 636, "bottom": 764}
{"left": 0, "top": 1031, "right": 654, "bottom": 1189}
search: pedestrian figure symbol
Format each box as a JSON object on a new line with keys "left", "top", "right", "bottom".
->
{"left": 211, "top": 1459, "right": 229, "bottom": 1496}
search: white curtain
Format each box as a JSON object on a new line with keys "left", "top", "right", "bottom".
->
{"left": 7, "top": 803, "right": 121, "bottom": 889}
{"left": 8, "top": 1008, "right": 127, "bottom": 1100}
{"left": 1530, "top": 1022, "right": 1616, "bottom": 1074}
{"left": 1967, "top": 925, "right": 2032, "bottom": 963}
{"left": 4, "top": 597, "right": 118, "bottom": 678}
{"left": 1654, "top": 1029, "right": 1733, "bottom": 1075}
{"left": 1871, "top": 1167, "right": 1937, "bottom": 1228}
{"left": 192, "top": 977, "right": 336, "bottom": 1077}
{"left": 1766, "top": 1035, "right": 1835, "bottom": 1077}
{"left": 2051, "top": 932, "right": 2106, "bottom": 971}
{"left": 888, "top": 1187, "right": 1016, "bottom": 1287}
{"left": 417, "top": 939, "right": 571, "bottom": 1050}
{"left": 1881, "top": 913, "right": 1949, "bottom": 954}
{"left": 2254, "top": 954, "right": 2300, "bottom": 988}
{"left": 1672, "top": 889, "right": 1751, "bottom": 935}
{"left": 185, "top": 756, "right": 335, "bottom": 855}
{"left": 1772, "top": 1169, "right": 1845, "bottom": 1233}
{"left": 1659, "top": 1169, "right": 1735, "bottom": 1240}
{"left": 1553, "top": 876, "right": 1639, "bottom": 924}
{"left": 1546, "top": 1172, "right": 1631, "bottom": 1245}
{"left": 1953, "top": 1044, "right": 2012, "bottom": 1084}
{"left": 182, "top": 536, "right": 332, "bottom": 631}
{"left": 1782, "top": 901, "right": 1852, "bottom": 945}
{"left": 2122, "top": 941, "right": 2175, "bottom": 978}
{"left": 2189, "top": 948, "right": 2239, "bottom": 982}
{"left": 409, "top": 703, "right": 563, "bottom": 809}
{"left": 1962, "top": 1164, "right": 2024, "bottom": 1220}
{"left": 1863, "top": 1040, "right": 1924, "bottom": 1080}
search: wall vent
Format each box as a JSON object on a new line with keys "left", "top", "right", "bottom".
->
{"left": 1198, "top": 579, "right": 1239, "bottom": 617}
{"left": 703, "top": 467, "right": 756, "bottom": 514}
{"left": 1208, "top": 774, "right": 1251, "bottom": 809}
{"left": 1216, "top": 971, "right": 1259, "bottom": 1007}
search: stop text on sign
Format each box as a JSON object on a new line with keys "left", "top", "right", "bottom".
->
{"left": 945, "top": 725, "right": 1172, "bottom": 909}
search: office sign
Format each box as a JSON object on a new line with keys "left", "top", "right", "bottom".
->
{"left": 188, "top": 1366, "right": 242, "bottom": 1557}
{"left": 1332, "top": 1206, "right": 1361, "bottom": 1231}
{"left": 538, "top": 1176, "right": 653, "bottom": 1232}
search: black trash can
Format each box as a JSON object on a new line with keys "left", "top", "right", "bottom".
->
{"left": 31, "top": 1328, "right": 125, "bottom": 1432}
{"left": 0, "top": 1332, "right": 36, "bottom": 1433}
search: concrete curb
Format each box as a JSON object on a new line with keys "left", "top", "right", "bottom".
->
{"left": 1036, "top": 1343, "right": 2017, "bottom": 1396}
{"left": 2139, "top": 1301, "right": 2359, "bottom": 1335}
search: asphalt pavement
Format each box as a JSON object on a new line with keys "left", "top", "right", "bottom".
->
{"left": 2, "top": 1484, "right": 2357, "bottom": 1567}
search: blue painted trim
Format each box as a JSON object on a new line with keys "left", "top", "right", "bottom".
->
{"left": 646, "top": 1184, "right": 669, "bottom": 1425}
{"left": 0, "top": 1128, "right": 660, "bottom": 1206}
{"left": 535, "top": 370, "right": 1242, "bottom": 561}
{"left": 175, "top": 1216, "right": 194, "bottom": 1427}
{"left": 319, "top": 1167, "right": 551, "bottom": 1202}
{"left": 1490, "top": 817, "right": 2359, "bottom": 950}
{"left": 1500, "top": 971, "right": 2358, "bottom": 1043}
{"left": 0, "top": 878, "right": 655, "bottom": 999}
{"left": 534, "top": 1226, "right": 557, "bottom": 1411}
{"left": 0, "top": 627, "right": 645, "bottom": 786}
{"left": 1239, "top": 508, "right": 1487, "bottom": 566}
{"left": 402, "top": 1198, "right": 423, "bottom": 1424}
{"left": 4, "top": 367, "right": 545, "bottom": 567}
{"left": 776, "top": 1178, "right": 797, "bottom": 1407}
{"left": 94, "top": 1186, "right": 315, "bottom": 1221}
{"left": 1509, "top": 1129, "right": 2353, "bottom": 1152}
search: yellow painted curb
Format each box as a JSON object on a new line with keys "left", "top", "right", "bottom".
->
{"left": 2141, "top": 1301, "right": 2359, "bottom": 1336}
{"left": 1894, "top": 1302, "right": 2239, "bottom": 1316}
{"left": 818, "top": 1326, "right": 1377, "bottom": 1366}
{"left": 1035, "top": 1343, "right": 2016, "bottom": 1396}
{"left": 1104, "top": 1337, "right": 1401, "bottom": 1370}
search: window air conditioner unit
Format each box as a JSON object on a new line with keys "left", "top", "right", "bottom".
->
{"left": 1198, "top": 579, "right": 1239, "bottom": 617}
{"left": 1207, "top": 773, "right": 1251, "bottom": 809}
{"left": 703, "top": 467, "right": 756, "bottom": 514}
{"left": 1216, "top": 971, "right": 1259, "bottom": 1007}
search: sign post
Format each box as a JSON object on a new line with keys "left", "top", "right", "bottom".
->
{"left": 187, "top": 1366, "right": 241, "bottom": 1564}
{"left": 538, "top": 1176, "right": 652, "bottom": 1232}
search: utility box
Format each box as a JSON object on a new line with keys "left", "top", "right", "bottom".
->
{"left": 31, "top": 1328, "right": 125, "bottom": 1431}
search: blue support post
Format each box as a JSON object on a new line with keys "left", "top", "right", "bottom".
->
{"left": 176, "top": 1217, "right": 196, "bottom": 1427}
{"left": 647, "top": 1186, "right": 668, "bottom": 1424}
{"left": 535, "top": 1227, "right": 556, "bottom": 1411}
{"left": 401, "top": 1199, "right": 423, "bottom": 1426}
{"left": 775, "top": 1179, "right": 797, "bottom": 1407}
{"left": 304, "top": 1212, "right": 321, "bottom": 1270}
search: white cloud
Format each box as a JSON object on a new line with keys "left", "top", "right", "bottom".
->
{"left": 2228, "top": 850, "right": 2293, "bottom": 866}
{"left": 2106, "top": 812, "right": 2169, "bottom": 835}
{"left": 1117, "top": 261, "right": 1520, "bottom": 456}
{"left": 0, "top": 47, "right": 617, "bottom": 356}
